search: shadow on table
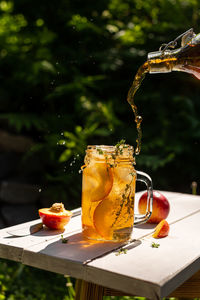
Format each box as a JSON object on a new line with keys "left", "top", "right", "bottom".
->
{"left": 4, "top": 224, "right": 65, "bottom": 238}
{"left": 135, "top": 223, "right": 156, "bottom": 230}
{"left": 37, "top": 232, "right": 142, "bottom": 264}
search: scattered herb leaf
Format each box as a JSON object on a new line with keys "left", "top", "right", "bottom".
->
{"left": 61, "top": 234, "right": 68, "bottom": 244}
{"left": 115, "top": 248, "right": 128, "bottom": 256}
{"left": 151, "top": 242, "right": 160, "bottom": 248}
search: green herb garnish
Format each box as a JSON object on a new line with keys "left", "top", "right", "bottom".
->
{"left": 115, "top": 139, "right": 126, "bottom": 156}
{"left": 97, "top": 148, "right": 104, "bottom": 155}
{"left": 115, "top": 139, "right": 126, "bottom": 148}
{"left": 151, "top": 242, "right": 160, "bottom": 248}
{"left": 115, "top": 248, "right": 128, "bottom": 256}
{"left": 112, "top": 171, "right": 134, "bottom": 228}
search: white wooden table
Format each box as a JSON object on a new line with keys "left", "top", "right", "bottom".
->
{"left": 0, "top": 191, "right": 200, "bottom": 300}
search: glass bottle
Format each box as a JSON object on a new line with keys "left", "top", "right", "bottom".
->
{"left": 147, "top": 28, "right": 200, "bottom": 79}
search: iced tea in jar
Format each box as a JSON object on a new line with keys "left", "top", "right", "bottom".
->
{"left": 81, "top": 144, "right": 153, "bottom": 242}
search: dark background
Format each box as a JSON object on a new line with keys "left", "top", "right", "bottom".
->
{"left": 0, "top": 1, "right": 200, "bottom": 299}
{"left": 0, "top": 0, "right": 200, "bottom": 215}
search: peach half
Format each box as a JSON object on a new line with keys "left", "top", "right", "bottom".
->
{"left": 39, "top": 203, "right": 72, "bottom": 230}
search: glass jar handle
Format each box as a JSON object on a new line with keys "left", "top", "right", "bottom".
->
{"left": 134, "top": 170, "right": 153, "bottom": 225}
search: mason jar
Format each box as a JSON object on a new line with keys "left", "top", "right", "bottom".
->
{"left": 81, "top": 144, "right": 153, "bottom": 242}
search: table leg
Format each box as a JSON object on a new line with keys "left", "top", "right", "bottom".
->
{"left": 75, "top": 279, "right": 104, "bottom": 300}
{"left": 75, "top": 270, "right": 200, "bottom": 299}
{"left": 169, "top": 269, "right": 200, "bottom": 298}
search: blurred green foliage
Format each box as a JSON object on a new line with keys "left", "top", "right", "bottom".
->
{"left": 0, "top": 258, "right": 75, "bottom": 300}
{"left": 0, "top": 0, "right": 200, "bottom": 207}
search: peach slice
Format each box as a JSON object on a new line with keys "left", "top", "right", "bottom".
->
{"left": 152, "top": 219, "right": 170, "bottom": 238}
{"left": 81, "top": 198, "right": 100, "bottom": 229}
{"left": 93, "top": 197, "right": 134, "bottom": 240}
{"left": 82, "top": 162, "right": 113, "bottom": 202}
{"left": 93, "top": 197, "right": 114, "bottom": 240}
{"left": 93, "top": 165, "right": 135, "bottom": 240}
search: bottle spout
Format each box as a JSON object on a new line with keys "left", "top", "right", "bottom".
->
{"left": 147, "top": 50, "right": 173, "bottom": 73}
